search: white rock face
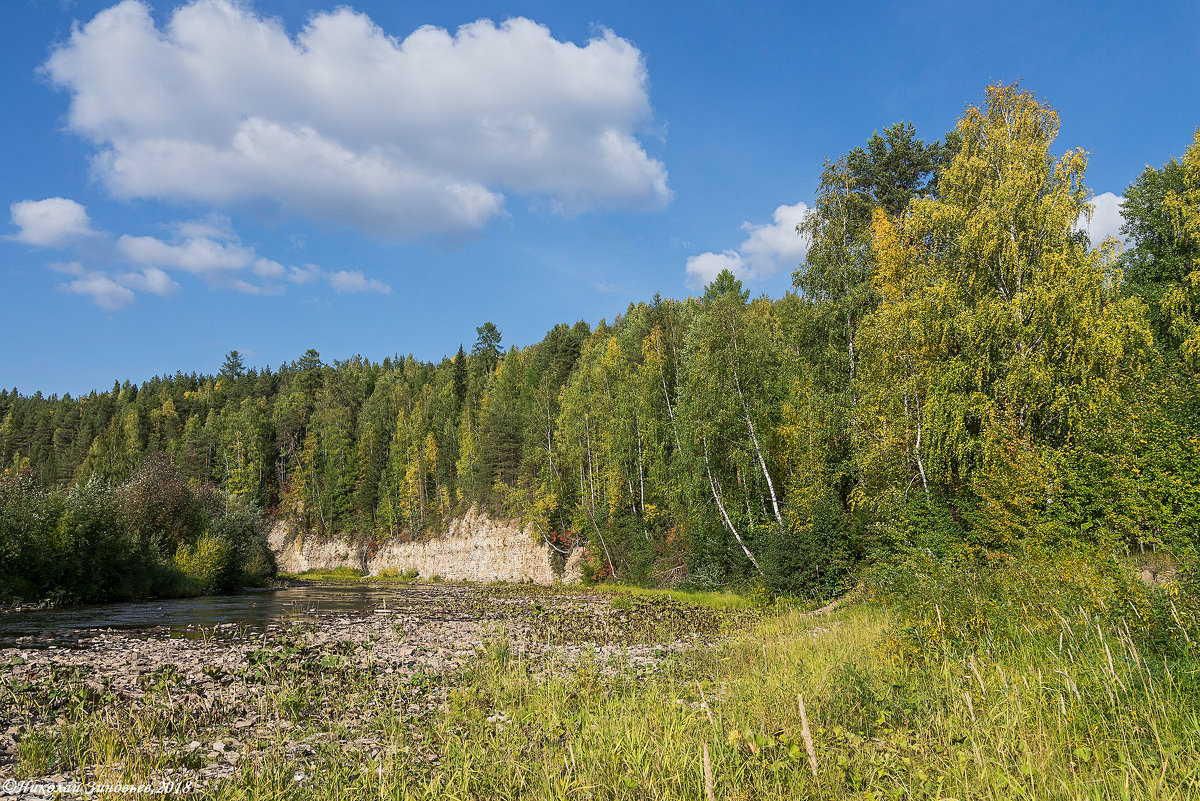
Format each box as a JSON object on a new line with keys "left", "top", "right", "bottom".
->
{"left": 268, "top": 509, "right": 583, "bottom": 584}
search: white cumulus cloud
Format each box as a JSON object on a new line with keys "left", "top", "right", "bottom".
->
{"left": 1079, "top": 192, "right": 1126, "bottom": 250}
{"left": 119, "top": 267, "right": 181, "bottom": 297}
{"left": 58, "top": 263, "right": 182, "bottom": 311}
{"left": 43, "top": 1, "right": 670, "bottom": 239}
{"left": 686, "top": 203, "right": 811, "bottom": 289}
{"left": 118, "top": 232, "right": 260, "bottom": 278}
{"left": 9, "top": 197, "right": 98, "bottom": 247}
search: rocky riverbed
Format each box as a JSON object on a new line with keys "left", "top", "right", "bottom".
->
{"left": 0, "top": 583, "right": 749, "bottom": 799}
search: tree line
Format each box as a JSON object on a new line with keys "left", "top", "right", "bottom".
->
{"left": 2, "top": 84, "right": 1198, "bottom": 601}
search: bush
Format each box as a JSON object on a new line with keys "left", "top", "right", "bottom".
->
{"left": 58, "top": 481, "right": 146, "bottom": 602}
{"left": 1, "top": 457, "right": 276, "bottom": 604}
{"left": 300, "top": 566, "right": 365, "bottom": 579}
{"left": 764, "top": 493, "right": 857, "bottom": 599}
{"left": 118, "top": 455, "right": 205, "bottom": 557}
{"left": 0, "top": 477, "right": 161, "bottom": 603}
{"left": 376, "top": 567, "right": 420, "bottom": 581}
{"left": 174, "top": 534, "right": 236, "bottom": 594}
{"left": 210, "top": 501, "right": 276, "bottom": 586}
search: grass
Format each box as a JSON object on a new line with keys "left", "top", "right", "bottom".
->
{"left": 277, "top": 566, "right": 369, "bottom": 582}
{"left": 587, "top": 582, "right": 766, "bottom": 612}
{"left": 4, "top": 572, "right": 1198, "bottom": 800}
{"left": 389, "top": 604, "right": 1198, "bottom": 800}
{"left": 277, "top": 566, "right": 420, "bottom": 584}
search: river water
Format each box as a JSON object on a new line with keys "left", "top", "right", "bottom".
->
{"left": 0, "top": 584, "right": 457, "bottom": 648}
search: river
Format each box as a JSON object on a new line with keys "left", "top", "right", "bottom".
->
{"left": 0, "top": 583, "right": 486, "bottom": 648}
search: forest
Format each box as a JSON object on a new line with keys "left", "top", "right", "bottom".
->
{"left": 2, "top": 84, "right": 1198, "bottom": 604}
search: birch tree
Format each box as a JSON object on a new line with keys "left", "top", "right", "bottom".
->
{"left": 859, "top": 83, "right": 1152, "bottom": 541}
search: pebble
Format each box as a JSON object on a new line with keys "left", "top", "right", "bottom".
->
{"left": 1, "top": 583, "right": 729, "bottom": 788}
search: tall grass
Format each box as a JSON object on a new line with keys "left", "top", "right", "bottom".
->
{"left": 6, "top": 564, "right": 1197, "bottom": 800}
{"left": 383, "top": 598, "right": 1198, "bottom": 800}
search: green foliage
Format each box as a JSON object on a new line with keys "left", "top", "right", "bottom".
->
{"left": 471, "top": 321, "right": 503, "bottom": 374}
{"left": 118, "top": 454, "right": 205, "bottom": 556}
{"left": 845, "top": 121, "right": 959, "bottom": 217}
{"left": 0, "top": 455, "right": 274, "bottom": 603}
{"left": 1160, "top": 129, "right": 1200, "bottom": 368}
{"left": 860, "top": 84, "right": 1153, "bottom": 541}
{"left": 292, "top": 566, "right": 368, "bottom": 581}
{"left": 1120, "top": 158, "right": 1195, "bottom": 343}
{"left": 701, "top": 268, "right": 749, "bottom": 303}
{"left": 220, "top": 349, "right": 246, "bottom": 380}
{"left": 211, "top": 500, "right": 276, "bottom": 586}
{"left": 763, "top": 492, "right": 856, "bottom": 598}
{"left": 375, "top": 566, "right": 421, "bottom": 581}
{"left": 173, "top": 534, "right": 236, "bottom": 594}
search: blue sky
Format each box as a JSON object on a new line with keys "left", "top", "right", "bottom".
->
{"left": 3, "top": 0, "right": 1198, "bottom": 396}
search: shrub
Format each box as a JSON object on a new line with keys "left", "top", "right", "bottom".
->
{"left": 118, "top": 455, "right": 205, "bottom": 557}
{"left": 376, "top": 567, "right": 419, "bottom": 581}
{"left": 210, "top": 501, "right": 276, "bottom": 585}
{"left": 300, "top": 566, "right": 365, "bottom": 579}
{"left": 174, "top": 534, "right": 236, "bottom": 594}
{"left": 764, "top": 493, "right": 857, "bottom": 599}
{"left": 1, "top": 457, "right": 275, "bottom": 603}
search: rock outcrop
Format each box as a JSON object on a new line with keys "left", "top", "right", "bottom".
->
{"left": 268, "top": 509, "right": 583, "bottom": 584}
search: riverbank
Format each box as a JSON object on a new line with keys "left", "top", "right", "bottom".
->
{"left": 0, "top": 583, "right": 751, "bottom": 798}
{"left": 2, "top": 577, "right": 1197, "bottom": 800}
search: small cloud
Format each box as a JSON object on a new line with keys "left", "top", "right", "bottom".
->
{"left": 327, "top": 269, "right": 391, "bottom": 295}
{"left": 686, "top": 202, "right": 810, "bottom": 288}
{"left": 62, "top": 272, "right": 136, "bottom": 310}
{"left": 591, "top": 280, "right": 620, "bottom": 293}
{"left": 118, "top": 232, "right": 254, "bottom": 278}
{"left": 168, "top": 214, "right": 237, "bottom": 242}
{"left": 118, "top": 267, "right": 180, "bottom": 296}
{"left": 12, "top": 196, "right": 388, "bottom": 308}
{"left": 685, "top": 250, "right": 744, "bottom": 288}
{"left": 286, "top": 264, "right": 325, "bottom": 285}
{"left": 10, "top": 197, "right": 98, "bottom": 247}
{"left": 228, "top": 278, "right": 284, "bottom": 296}
{"left": 280, "top": 263, "right": 388, "bottom": 293}
{"left": 115, "top": 222, "right": 390, "bottom": 295}
{"left": 1078, "top": 192, "right": 1126, "bottom": 250}
{"left": 48, "top": 260, "right": 86, "bottom": 275}
{"left": 253, "top": 258, "right": 286, "bottom": 279}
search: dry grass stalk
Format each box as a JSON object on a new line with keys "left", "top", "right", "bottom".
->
{"left": 703, "top": 743, "right": 715, "bottom": 801}
{"left": 797, "top": 692, "right": 818, "bottom": 781}
{"left": 969, "top": 653, "right": 986, "bottom": 694}
{"left": 1170, "top": 601, "right": 1193, "bottom": 645}
{"left": 696, "top": 680, "right": 717, "bottom": 730}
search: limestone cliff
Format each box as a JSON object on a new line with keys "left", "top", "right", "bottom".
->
{"left": 268, "top": 509, "right": 583, "bottom": 584}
